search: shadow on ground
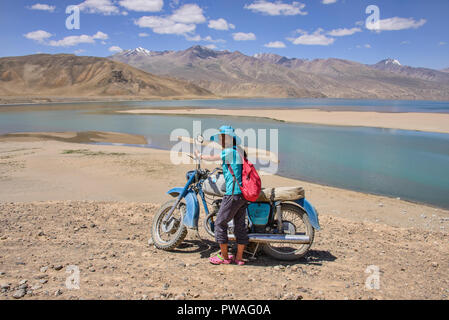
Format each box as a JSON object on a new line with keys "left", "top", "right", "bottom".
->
{"left": 168, "top": 239, "right": 337, "bottom": 266}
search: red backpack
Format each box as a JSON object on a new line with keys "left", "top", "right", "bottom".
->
{"left": 226, "top": 151, "right": 262, "bottom": 202}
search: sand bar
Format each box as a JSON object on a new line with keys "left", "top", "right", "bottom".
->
{"left": 0, "top": 131, "right": 147, "bottom": 145}
{"left": 119, "top": 108, "right": 449, "bottom": 134}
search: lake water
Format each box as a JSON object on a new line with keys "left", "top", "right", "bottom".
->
{"left": 1, "top": 98, "right": 449, "bottom": 208}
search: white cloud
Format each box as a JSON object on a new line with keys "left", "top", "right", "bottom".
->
{"left": 77, "top": 0, "right": 120, "bottom": 15}
{"left": 93, "top": 31, "right": 108, "bottom": 40}
{"left": 118, "top": 0, "right": 163, "bottom": 12}
{"left": 233, "top": 32, "right": 256, "bottom": 41}
{"left": 135, "top": 16, "right": 196, "bottom": 35}
{"left": 47, "top": 31, "right": 108, "bottom": 47}
{"left": 135, "top": 4, "right": 206, "bottom": 36}
{"left": 185, "top": 35, "right": 201, "bottom": 41}
{"left": 204, "top": 44, "right": 217, "bottom": 49}
{"left": 109, "top": 46, "right": 123, "bottom": 53}
{"left": 264, "top": 41, "right": 286, "bottom": 48}
{"left": 401, "top": 40, "right": 411, "bottom": 45}
{"left": 170, "top": 4, "right": 206, "bottom": 24}
{"left": 74, "top": 49, "right": 86, "bottom": 54}
{"left": 439, "top": 41, "right": 447, "bottom": 46}
{"left": 49, "top": 35, "right": 96, "bottom": 47}
{"left": 208, "top": 18, "right": 235, "bottom": 31}
{"left": 203, "top": 36, "right": 225, "bottom": 43}
{"left": 355, "top": 44, "right": 371, "bottom": 49}
{"left": 288, "top": 29, "right": 334, "bottom": 46}
{"left": 138, "top": 32, "right": 149, "bottom": 37}
{"left": 367, "top": 17, "right": 426, "bottom": 31}
{"left": 24, "top": 30, "right": 53, "bottom": 43}
{"left": 322, "top": 0, "right": 337, "bottom": 4}
{"left": 28, "top": 4, "right": 56, "bottom": 12}
{"left": 327, "top": 27, "right": 362, "bottom": 37}
{"left": 185, "top": 35, "right": 225, "bottom": 43}
{"left": 245, "top": 1, "right": 307, "bottom": 16}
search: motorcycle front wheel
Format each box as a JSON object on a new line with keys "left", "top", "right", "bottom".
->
{"left": 151, "top": 200, "right": 188, "bottom": 251}
{"left": 262, "top": 203, "right": 315, "bottom": 261}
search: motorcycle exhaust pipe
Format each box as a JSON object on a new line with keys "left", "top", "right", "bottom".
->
{"left": 228, "top": 233, "right": 310, "bottom": 244}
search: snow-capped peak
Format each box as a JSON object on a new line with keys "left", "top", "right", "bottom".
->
{"left": 122, "top": 47, "right": 153, "bottom": 57}
{"left": 383, "top": 58, "right": 401, "bottom": 66}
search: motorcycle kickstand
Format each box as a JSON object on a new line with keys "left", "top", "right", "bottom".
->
{"left": 244, "top": 243, "right": 260, "bottom": 260}
{"left": 192, "top": 229, "right": 202, "bottom": 241}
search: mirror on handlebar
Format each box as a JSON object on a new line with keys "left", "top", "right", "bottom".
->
{"left": 196, "top": 134, "right": 204, "bottom": 144}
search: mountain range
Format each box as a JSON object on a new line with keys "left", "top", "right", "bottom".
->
{"left": 110, "top": 46, "right": 449, "bottom": 100}
{"left": 0, "top": 54, "right": 213, "bottom": 103}
{"left": 0, "top": 47, "right": 448, "bottom": 103}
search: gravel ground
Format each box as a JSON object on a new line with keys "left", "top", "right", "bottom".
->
{"left": 0, "top": 201, "right": 447, "bottom": 300}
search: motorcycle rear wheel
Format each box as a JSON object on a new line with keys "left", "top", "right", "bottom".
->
{"left": 151, "top": 200, "right": 188, "bottom": 251}
{"left": 262, "top": 203, "right": 314, "bottom": 261}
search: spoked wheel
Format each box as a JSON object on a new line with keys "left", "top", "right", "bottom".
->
{"left": 262, "top": 203, "right": 314, "bottom": 261}
{"left": 203, "top": 211, "right": 218, "bottom": 239}
{"left": 151, "top": 200, "right": 188, "bottom": 251}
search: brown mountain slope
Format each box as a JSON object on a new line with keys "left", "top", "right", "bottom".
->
{"left": 110, "top": 46, "right": 330, "bottom": 98}
{"left": 0, "top": 54, "right": 213, "bottom": 102}
{"left": 111, "top": 46, "right": 449, "bottom": 100}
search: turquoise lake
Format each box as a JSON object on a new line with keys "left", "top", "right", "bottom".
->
{"left": 1, "top": 98, "right": 449, "bottom": 208}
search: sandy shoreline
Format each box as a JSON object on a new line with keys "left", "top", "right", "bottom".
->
{"left": 0, "top": 136, "right": 448, "bottom": 300}
{"left": 0, "top": 131, "right": 148, "bottom": 145}
{"left": 119, "top": 108, "right": 449, "bottom": 134}
{"left": 0, "top": 95, "right": 219, "bottom": 106}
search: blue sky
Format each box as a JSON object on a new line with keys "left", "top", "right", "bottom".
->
{"left": 1, "top": 0, "right": 448, "bottom": 69}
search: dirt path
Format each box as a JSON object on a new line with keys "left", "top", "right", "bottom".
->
{"left": 0, "top": 201, "right": 447, "bottom": 300}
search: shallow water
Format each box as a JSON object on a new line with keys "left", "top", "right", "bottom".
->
{"left": 1, "top": 99, "right": 449, "bottom": 208}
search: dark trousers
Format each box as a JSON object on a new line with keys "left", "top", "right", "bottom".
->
{"left": 215, "top": 194, "right": 249, "bottom": 245}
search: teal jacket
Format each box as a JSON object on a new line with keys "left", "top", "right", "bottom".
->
{"left": 221, "top": 147, "right": 243, "bottom": 195}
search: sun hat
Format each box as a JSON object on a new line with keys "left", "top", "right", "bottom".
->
{"left": 210, "top": 125, "right": 241, "bottom": 145}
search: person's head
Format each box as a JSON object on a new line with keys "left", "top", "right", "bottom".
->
{"left": 211, "top": 126, "right": 241, "bottom": 148}
{"left": 218, "top": 133, "right": 237, "bottom": 148}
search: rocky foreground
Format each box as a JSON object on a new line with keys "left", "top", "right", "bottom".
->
{"left": 0, "top": 201, "right": 448, "bottom": 300}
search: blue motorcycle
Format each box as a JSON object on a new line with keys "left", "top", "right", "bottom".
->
{"left": 151, "top": 137, "right": 320, "bottom": 261}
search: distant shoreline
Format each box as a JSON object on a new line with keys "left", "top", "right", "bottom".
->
{"left": 117, "top": 108, "right": 449, "bottom": 135}
{"left": 0, "top": 96, "right": 221, "bottom": 107}
{"left": 1, "top": 96, "right": 449, "bottom": 106}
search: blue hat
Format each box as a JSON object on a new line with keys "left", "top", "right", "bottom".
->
{"left": 210, "top": 125, "right": 241, "bottom": 145}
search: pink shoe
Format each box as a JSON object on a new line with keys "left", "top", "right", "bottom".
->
{"left": 209, "top": 253, "right": 233, "bottom": 265}
{"left": 233, "top": 258, "right": 245, "bottom": 266}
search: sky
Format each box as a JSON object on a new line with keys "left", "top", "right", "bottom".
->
{"left": 0, "top": 0, "right": 448, "bottom": 69}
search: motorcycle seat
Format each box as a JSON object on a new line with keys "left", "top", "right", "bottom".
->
{"left": 256, "top": 186, "right": 305, "bottom": 202}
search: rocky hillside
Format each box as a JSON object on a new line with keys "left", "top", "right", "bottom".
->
{"left": 111, "top": 46, "right": 449, "bottom": 100}
{"left": 371, "top": 58, "right": 449, "bottom": 84}
{"left": 0, "top": 54, "right": 213, "bottom": 101}
{"left": 112, "top": 46, "right": 326, "bottom": 98}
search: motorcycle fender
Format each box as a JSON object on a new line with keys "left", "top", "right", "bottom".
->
{"left": 166, "top": 187, "right": 199, "bottom": 229}
{"left": 284, "top": 198, "right": 321, "bottom": 231}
